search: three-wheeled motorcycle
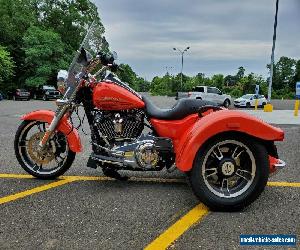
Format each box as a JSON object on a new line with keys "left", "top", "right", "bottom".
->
{"left": 14, "top": 25, "right": 285, "bottom": 211}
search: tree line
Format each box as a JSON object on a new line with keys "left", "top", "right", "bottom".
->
{"left": 149, "top": 56, "right": 300, "bottom": 98}
{"left": 97, "top": 56, "right": 300, "bottom": 99}
{"left": 0, "top": 0, "right": 104, "bottom": 93}
{"left": 0, "top": 0, "right": 299, "bottom": 99}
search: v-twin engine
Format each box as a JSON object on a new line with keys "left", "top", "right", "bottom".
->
{"left": 91, "top": 135, "right": 174, "bottom": 171}
{"left": 93, "top": 109, "right": 144, "bottom": 142}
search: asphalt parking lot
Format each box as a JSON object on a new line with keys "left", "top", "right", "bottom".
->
{"left": 0, "top": 98, "right": 299, "bottom": 249}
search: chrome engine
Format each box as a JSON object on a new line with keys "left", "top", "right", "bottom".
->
{"left": 91, "top": 134, "right": 173, "bottom": 170}
{"left": 93, "top": 109, "right": 144, "bottom": 142}
{"left": 114, "top": 136, "right": 161, "bottom": 169}
{"left": 135, "top": 141, "right": 159, "bottom": 169}
{"left": 91, "top": 109, "right": 174, "bottom": 170}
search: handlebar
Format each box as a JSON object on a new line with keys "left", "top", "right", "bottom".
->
{"left": 97, "top": 52, "right": 115, "bottom": 66}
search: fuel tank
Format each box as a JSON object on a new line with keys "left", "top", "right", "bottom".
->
{"left": 93, "top": 82, "right": 145, "bottom": 110}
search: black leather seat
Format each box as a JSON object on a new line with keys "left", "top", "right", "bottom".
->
{"left": 142, "top": 95, "right": 216, "bottom": 120}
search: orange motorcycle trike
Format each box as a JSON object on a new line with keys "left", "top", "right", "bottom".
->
{"left": 14, "top": 28, "right": 285, "bottom": 211}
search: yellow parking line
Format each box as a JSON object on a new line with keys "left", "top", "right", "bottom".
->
{"left": 144, "top": 203, "right": 209, "bottom": 250}
{"left": 0, "top": 174, "right": 299, "bottom": 187}
{"left": 0, "top": 173, "right": 185, "bottom": 184}
{"left": 64, "top": 176, "right": 111, "bottom": 181}
{"left": 65, "top": 175, "right": 185, "bottom": 183}
{"left": 0, "top": 178, "right": 75, "bottom": 205}
{"left": 129, "top": 177, "right": 185, "bottom": 184}
{"left": 267, "top": 181, "right": 300, "bottom": 187}
{"left": 0, "top": 173, "right": 34, "bottom": 179}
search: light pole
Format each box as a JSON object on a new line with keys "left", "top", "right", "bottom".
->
{"left": 268, "top": 0, "right": 279, "bottom": 103}
{"left": 173, "top": 47, "right": 190, "bottom": 90}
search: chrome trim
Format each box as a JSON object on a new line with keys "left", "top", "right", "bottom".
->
{"left": 270, "top": 159, "right": 286, "bottom": 176}
{"left": 274, "top": 159, "right": 286, "bottom": 169}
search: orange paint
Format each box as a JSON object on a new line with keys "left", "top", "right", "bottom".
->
{"left": 93, "top": 82, "right": 145, "bottom": 110}
{"left": 151, "top": 110, "right": 284, "bottom": 171}
{"left": 21, "top": 110, "right": 82, "bottom": 152}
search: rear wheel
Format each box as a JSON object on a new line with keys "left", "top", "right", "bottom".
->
{"left": 42, "top": 95, "right": 47, "bottom": 101}
{"left": 14, "top": 120, "right": 75, "bottom": 179}
{"left": 189, "top": 134, "right": 269, "bottom": 211}
{"left": 246, "top": 102, "right": 251, "bottom": 108}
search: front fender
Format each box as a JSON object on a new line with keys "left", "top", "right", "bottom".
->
{"left": 21, "top": 110, "right": 82, "bottom": 153}
{"left": 176, "top": 110, "right": 284, "bottom": 171}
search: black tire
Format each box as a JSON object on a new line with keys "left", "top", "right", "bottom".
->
{"left": 189, "top": 134, "right": 269, "bottom": 211}
{"left": 34, "top": 94, "right": 37, "bottom": 100}
{"left": 14, "top": 120, "right": 76, "bottom": 179}
{"left": 13, "top": 96, "right": 16, "bottom": 101}
{"left": 246, "top": 102, "right": 251, "bottom": 108}
{"left": 262, "top": 102, "right": 266, "bottom": 108}
{"left": 42, "top": 95, "right": 47, "bottom": 101}
{"left": 223, "top": 99, "right": 230, "bottom": 108}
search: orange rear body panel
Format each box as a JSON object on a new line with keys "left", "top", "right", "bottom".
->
{"left": 150, "top": 110, "right": 284, "bottom": 172}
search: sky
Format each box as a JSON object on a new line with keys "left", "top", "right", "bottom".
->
{"left": 93, "top": 0, "right": 300, "bottom": 80}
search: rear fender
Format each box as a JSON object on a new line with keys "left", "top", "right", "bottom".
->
{"left": 176, "top": 110, "right": 284, "bottom": 171}
{"left": 21, "top": 110, "right": 82, "bottom": 153}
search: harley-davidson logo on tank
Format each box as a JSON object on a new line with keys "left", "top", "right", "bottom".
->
{"left": 93, "top": 82, "right": 145, "bottom": 110}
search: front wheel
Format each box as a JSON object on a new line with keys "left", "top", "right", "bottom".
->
{"left": 14, "top": 120, "right": 75, "bottom": 179}
{"left": 189, "top": 134, "right": 269, "bottom": 211}
{"left": 42, "top": 95, "right": 47, "bottom": 101}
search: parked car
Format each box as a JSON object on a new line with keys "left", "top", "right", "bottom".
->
{"left": 33, "top": 85, "right": 62, "bottom": 100}
{"left": 7, "top": 89, "right": 30, "bottom": 101}
{"left": 182, "top": 86, "right": 232, "bottom": 108}
{"left": 234, "top": 94, "right": 268, "bottom": 108}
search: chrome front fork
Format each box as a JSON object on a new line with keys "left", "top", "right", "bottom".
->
{"left": 39, "top": 104, "right": 70, "bottom": 148}
{"left": 39, "top": 79, "right": 81, "bottom": 148}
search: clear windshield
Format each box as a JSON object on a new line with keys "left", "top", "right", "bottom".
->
{"left": 63, "top": 22, "right": 104, "bottom": 100}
